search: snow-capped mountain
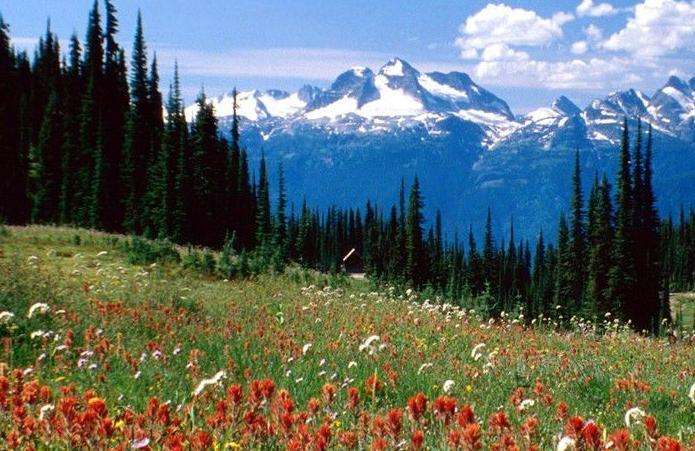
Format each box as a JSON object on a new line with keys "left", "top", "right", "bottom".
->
{"left": 186, "top": 58, "right": 694, "bottom": 152}
{"left": 184, "top": 59, "right": 695, "bottom": 240}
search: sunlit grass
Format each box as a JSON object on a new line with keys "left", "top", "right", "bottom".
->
{"left": 1, "top": 226, "right": 693, "bottom": 449}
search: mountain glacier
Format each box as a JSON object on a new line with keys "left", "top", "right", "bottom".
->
{"left": 185, "top": 58, "right": 695, "bottom": 240}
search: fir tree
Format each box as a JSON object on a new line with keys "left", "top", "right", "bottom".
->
{"left": 406, "top": 177, "right": 426, "bottom": 287}
{"left": 587, "top": 175, "right": 614, "bottom": 319}
{"left": 29, "top": 90, "right": 62, "bottom": 223}
{"left": 568, "top": 150, "right": 587, "bottom": 313}
{"left": 609, "top": 118, "right": 636, "bottom": 323}
{"left": 122, "top": 11, "right": 150, "bottom": 233}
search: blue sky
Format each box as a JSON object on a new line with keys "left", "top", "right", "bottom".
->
{"left": 4, "top": 0, "right": 694, "bottom": 112}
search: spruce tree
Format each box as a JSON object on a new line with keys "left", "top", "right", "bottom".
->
{"left": 554, "top": 213, "right": 572, "bottom": 317}
{"left": 609, "top": 118, "right": 636, "bottom": 323}
{"left": 101, "top": 0, "right": 129, "bottom": 231}
{"left": 29, "top": 90, "right": 62, "bottom": 223}
{"left": 122, "top": 11, "right": 150, "bottom": 233}
{"left": 587, "top": 175, "right": 614, "bottom": 320}
{"left": 406, "top": 177, "right": 426, "bottom": 287}
{"left": 255, "top": 152, "right": 272, "bottom": 247}
{"left": 58, "top": 34, "right": 83, "bottom": 224}
{"left": 568, "top": 150, "right": 586, "bottom": 314}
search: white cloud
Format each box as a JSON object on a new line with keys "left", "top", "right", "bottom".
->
{"left": 584, "top": 24, "right": 604, "bottom": 41}
{"left": 480, "top": 44, "right": 530, "bottom": 61}
{"left": 603, "top": 0, "right": 695, "bottom": 57}
{"left": 455, "top": 4, "right": 573, "bottom": 58}
{"left": 473, "top": 56, "right": 636, "bottom": 90}
{"left": 571, "top": 41, "right": 589, "bottom": 54}
{"left": 576, "top": 0, "right": 618, "bottom": 17}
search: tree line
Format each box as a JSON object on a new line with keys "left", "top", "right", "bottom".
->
{"left": 1, "top": 3, "right": 694, "bottom": 333}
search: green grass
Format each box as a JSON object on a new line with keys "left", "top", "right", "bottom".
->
{"left": 0, "top": 226, "right": 693, "bottom": 449}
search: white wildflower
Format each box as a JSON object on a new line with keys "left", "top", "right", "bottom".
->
{"left": 96, "top": 251, "right": 108, "bottom": 257}
{"left": 192, "top": 370, "right": 226, "bottom": 396}
{"left": 348, "top": 361, "right": 357, "bottom": 369}
{"left": 689, "top": 382, "right": 695, "bottom": 404}
{"left": 0, "top": 311, "right": 15, "bottom": 324}
{"left": 418, "top": 363, "right": 433, "bottom": 375}
{"left": 302, "top": 343, "right": 312, "bottom": 355}
{"left": 172, "top": 347, "right": 181, "bottom": 356}
{"left": 131, "top": 437, "right": 150, "bottom": 449}
{"left": 443, "top": 379, "right": 455, "bottom": 393}
{"left": 27, "top": 303, "right": 50, "bottom": 318}
{"left": 359, "top": 335, "right": 381, "bottom": 354}
{"left": 519, "top": 399, "right": 535, "bottom": 411}
{"left": 30, "top": 330, "right": 45, "bottom": 340}
{"left": 39, "top": 404, "right": 55, "bottom": 420}
{"left": 557, "top": 436, "right": 576, "bottom": 451}
{"left": 471, "top": 343, "right": 486, "bottom": 361}
{"left": 624, "top": 406, "right": 646, "bottom": 428}
{"left": 295, "top": 377, "right": 304, "bottom": 383}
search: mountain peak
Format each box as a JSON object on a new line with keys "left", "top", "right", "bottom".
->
{"left": 379, "top": 58, "right": 418, "bottom": 77}
{"left": 552, "top": 96, "right": 580, "bottom": 116}
{"left": 665, "top": 75, "right": 690, "bottom": 92}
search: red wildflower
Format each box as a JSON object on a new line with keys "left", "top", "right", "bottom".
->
{"left": 608, "top": 429, "right": 632, "bottom": 450}
{"left": 564, "top": 415, "right": 584, "bottom": 436}
{"left": 227, "top": 384, "right": 243, "bottom": 405}
{"left": 347, "top": 386, "right": 360, "bottom": 410}
{"left": 556, "top": 401, "right": 569, "bottom": 420}
{"left": 87, "top": 397, "right": 107, "bottom": 417}
{"left": 580, "top": 421, "right": 602, "bottom": 449}
{"left": 488, "top": 411, "right": 511, "bottom": 431}
{"left": 365, "top": 374, "right": 382, "bottom": 394}
{"left": 521, "top": 416, "right": 539, "bottom": 437}
{"left": 656, "top": 436, "right": 682, "bottom": 451}
{"left": 411, "top": 430, "right": 424, "bottom": 449}
{"left": 457, "top": 404, "right": 475, "bottom": 427}
{"left": 462, "top": 423, "right": 482, "bottom": 450}
{"left": 644, "top": 415, "right": 658, "bottom": 437}
{"left": 432, "top": 396, "right": 457, "bottom": 423}
{"left": 190, "top": 429, "right": 212, "bottom": 450}
{"left": 322, "top": 383, "right": 337, "bottom": 404}
{"left": 339, "top": 431, "right": 358, "bottom": 448}
{"left": 407, "top": 393, "right": 427, "bottom": 421}
{"left": 385, "top": 408, "right": 403, "bottom": 438}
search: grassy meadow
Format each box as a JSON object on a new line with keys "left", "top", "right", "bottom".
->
{"left": 0, "top": 226, "right": 693, "bottom": 449}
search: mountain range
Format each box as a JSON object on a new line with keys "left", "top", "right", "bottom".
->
{"left": 185, "top": 58, "right": 695, "bottom": 240}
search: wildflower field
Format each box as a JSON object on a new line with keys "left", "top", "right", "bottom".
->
{"left": 0, "top": 226, "right": 693, "bottom": 450}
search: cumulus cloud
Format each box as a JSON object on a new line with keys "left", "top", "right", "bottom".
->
{"left": 584, "top": 24, "right": 604, "bottom": 42}
{"left": 602, "top": 0, "right": 695, "bottom": 57}
{"left": 473, "top": 56, "right": 636, "bottom": 90}
{"left": 576, "top": 0, "right": 619, "bottom": 17}
{"left": 455, "top": 4, "right": 573, "bottom": 58}
{"left": 480, "top": 43, "right": 530, "bottom": 62}
{"left": 571, "top": 41, "right": 589, "bottom": 54}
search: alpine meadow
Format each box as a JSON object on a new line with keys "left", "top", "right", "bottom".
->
{"left": 1, "top": 1, "right": 694, "bottom": 450}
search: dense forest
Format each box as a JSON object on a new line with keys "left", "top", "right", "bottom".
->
{"left": 1, "top": 2, "right": 694, "bottom": 333}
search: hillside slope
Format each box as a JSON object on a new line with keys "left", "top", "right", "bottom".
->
{"left": 0, "top": 226, "right": 693, "bottom": 448}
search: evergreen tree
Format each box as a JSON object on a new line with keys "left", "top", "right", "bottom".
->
{"left": 609, "top": 118, "right": 636, "bottom": 323}
{"left": 58, "top": 34, "right": 83, "bottom": 224}
{"left": 255, "top": 152, "right": 272, "bottom": 247}
{"left": 406, "top": 177, "right": 426, "bottom": 287}
{"left": 101, "top": 0, "right": 129, "bottom": 230}
{"left": 122, "top": 11, "right": 150, "bottom": 233}
{"left": 29, "top": 90, "right": 62, "bottom": 223}
{"left": 274, "top": 163, "right": 288, "bottom": 260}
{"left": 0, "top": 14, "right": 28, "bottom": 223}
{"left": 76, "top": 0, "right": 104, "bottom": 227}
{"left": 587, "top": 175, "right": 614, "bottom": 320}
{"left": 568, "top": 150, "right": 587, "bottom": 313}
{"left": 555, "top": 213, "right": 572, "bottom": 317}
